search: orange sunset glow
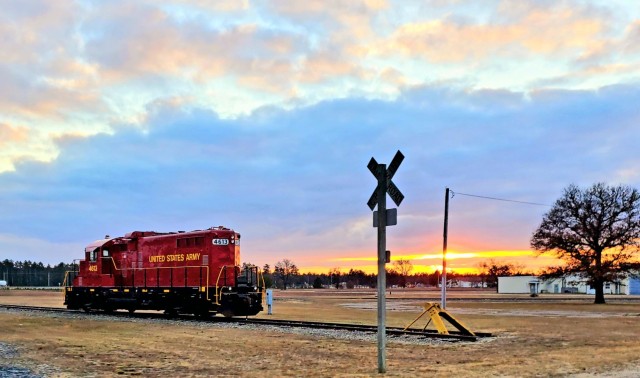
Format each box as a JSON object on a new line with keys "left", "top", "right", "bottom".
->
{"left": 297, "top": 249, "right": 563, "bottom": 275}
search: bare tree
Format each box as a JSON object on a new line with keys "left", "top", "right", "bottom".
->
{"left": 531, "top": 183, "right": 640, "bottom": 304}
{"left": 328, "top": 267, "right": 341, "bottom": 289}
{"left": 274, "top": 259, "right": 299, "bottom": 290}
{"left": 392, "top": 259, "right": 413, "bottom": 288}
{"left": 477, "top": 260, "right": 519, "bottom": 289}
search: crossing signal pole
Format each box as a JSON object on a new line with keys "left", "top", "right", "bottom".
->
{"left": 367, "top": 150, "right": 404, "bottom": 374}
{"left": 442, "top": 187, "right": 450, "bottom": 309}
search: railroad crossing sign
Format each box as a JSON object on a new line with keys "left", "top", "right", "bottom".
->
{"left": 366, "top": 149, "right": 404, "bottom": 374}
{"left": 367, "top": 150, "right": 405, "bottom": 210}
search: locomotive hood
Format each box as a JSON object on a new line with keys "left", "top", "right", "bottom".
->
{"left": 85, "top": 239, "right": 111, "bottom": 253}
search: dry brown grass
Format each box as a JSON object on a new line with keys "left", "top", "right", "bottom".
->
{"left": 2, "top": 288, "right": 640, "bottom": 377}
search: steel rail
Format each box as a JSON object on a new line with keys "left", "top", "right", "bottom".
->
{"left": 0, "top": 304, "right": 71, "bottom": 313}
{"left": 227, "top": 317, "right": 490, "bottom": 341}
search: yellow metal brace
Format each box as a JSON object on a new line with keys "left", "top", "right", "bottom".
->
{"left": 404, "top": 302, "right": 476, "bottom": 336}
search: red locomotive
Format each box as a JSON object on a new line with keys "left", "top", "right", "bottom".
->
{"left": 64, "top": 226, "right": 263, "bottom": 317}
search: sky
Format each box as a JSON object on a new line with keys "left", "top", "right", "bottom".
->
{"left": 1, "top": 0, "right": 639, "bottom": 274}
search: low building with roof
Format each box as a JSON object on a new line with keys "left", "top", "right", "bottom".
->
{"left": 498, "top": 274, "right": 640, "bottom": 295}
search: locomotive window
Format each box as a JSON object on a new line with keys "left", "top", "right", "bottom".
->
{"left": 90, "top": 249, "right": 98, "bottom": 262}
{"left": 102, "top": 250, "right": 109, "bottom": 257}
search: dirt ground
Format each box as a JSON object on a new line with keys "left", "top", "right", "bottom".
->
{"left": 2, "top": 288, "right": 640, "bottom": 377}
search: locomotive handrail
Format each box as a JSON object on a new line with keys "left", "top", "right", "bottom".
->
{"left": 99, "top": 256, "right": 211, "bottom": 301}
{"left": 214, "top": 265, "right": 265, "bottom": 305}
{"left": 61, "top": 270, "right": 77, "bottom": 300}
{"left": 106, "top": 256, "right": 119, "bottom": 271}
{"left": 214, "top": 265, "right": 237, "bottom": 304}
{"left": 62, "top": 260, "right": 80, "bottom": 299}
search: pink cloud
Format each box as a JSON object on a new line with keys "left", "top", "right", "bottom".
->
{"left": 0, "top": 2, "right": 104, "bottom": 119}
{"left": 624, "top": 21, "right": 640, "bottom": 54}
{"left": 82, "top": 4, "right": 308, "bottom": 96}
{"left": 374, "top": 6, "right": 607, "bottom": 63}
{"left": 297, "top": 51, "right": 364, "bottom": 84}
{"left": 0, "top": 123, "right": 29, "bottom": 147}
{"left": 167, "top": 0, "right": 250, "bottom": 12}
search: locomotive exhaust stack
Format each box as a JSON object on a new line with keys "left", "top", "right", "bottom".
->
{"left": 63, "top": 227, "right": 264, "bottom": 317}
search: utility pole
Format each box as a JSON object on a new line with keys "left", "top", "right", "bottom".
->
{"left": 441, "top": 187, "right": 449, "bottom": 309}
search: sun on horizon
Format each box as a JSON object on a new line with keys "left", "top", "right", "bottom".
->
{"left": 294, "top": 249, "right": 562, "bottom": 275}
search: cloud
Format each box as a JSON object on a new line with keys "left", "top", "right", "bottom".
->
{"left": 0, "top": 123, "right": 53, "bottom": 172}
{"left": 166, "top": 0, "right": 250, "bottom": 12}
{"left": 373, "top": 4, "right": 607, "bottom": 63}
{"left": 0, "top": 123, "right": 29, "bottom": 146}
{"left": 0, "top": 2, "right": 103, "bottom": 119}
{"left": 1, "top": 0, "right": 638, "bottom": 175}
{"left": 1, "top": 83, "right": 639, "bottom": 269}
{"left": 265, "top": 0, "right": 387, "bottom": 40}
{"left": 81, "top": 3, "right": 307, "bottom": 87}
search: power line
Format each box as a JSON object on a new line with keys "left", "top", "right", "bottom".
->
{"left": 451, "top": 191, "right": 551, "bottom": 207}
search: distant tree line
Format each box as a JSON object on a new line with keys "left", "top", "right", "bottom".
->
{"left": 0, "top": 257, "right": 532, "bottom": 290}
{"left": 250, "top": 258, "right": 532, "bottom": 290}
{"left": 1, "top": 260, "right": 74, "bottom": 287}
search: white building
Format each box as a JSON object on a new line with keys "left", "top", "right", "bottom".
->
{"left": 498, "top": 275, "right": 640, "bottom": 295}
{"left": 498, "top": 276, "right": 542, "bottom": 294}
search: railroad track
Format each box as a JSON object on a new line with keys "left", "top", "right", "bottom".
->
{"left": 0, "top": 304, "right": 490, "bottom": 342}
{"left": 0, "top": 304, "right": 70, "bottom": 313}
{"left": 228, "top": 318, "right": 491, "bottom": 341}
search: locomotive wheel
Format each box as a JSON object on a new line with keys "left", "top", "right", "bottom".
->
{"left": 221, "top": 309, "right": 234, "bottom": 318}
{"left": 82, "top": 306, "right": 91, "bottom": 313}
{"left": 128, "top": 308, "right": 136, "bottom": 314}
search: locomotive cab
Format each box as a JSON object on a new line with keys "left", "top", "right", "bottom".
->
{"left": 217, "top": 265, "right": 264, "bottom": 317}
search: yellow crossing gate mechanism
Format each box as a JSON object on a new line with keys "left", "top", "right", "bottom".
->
{"left": 404, "top": 302, "right": 476, "bottom": 336}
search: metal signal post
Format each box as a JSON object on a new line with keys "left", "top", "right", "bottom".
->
{"left": 376, "top": 163, "right": 387, "bottom": 373}
{"left": 367, "top": 150, "right": 404, "bottom": 374}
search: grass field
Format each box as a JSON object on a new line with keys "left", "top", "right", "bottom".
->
{"left": 1, "top": 288, "right": 640, "bottom": 377}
